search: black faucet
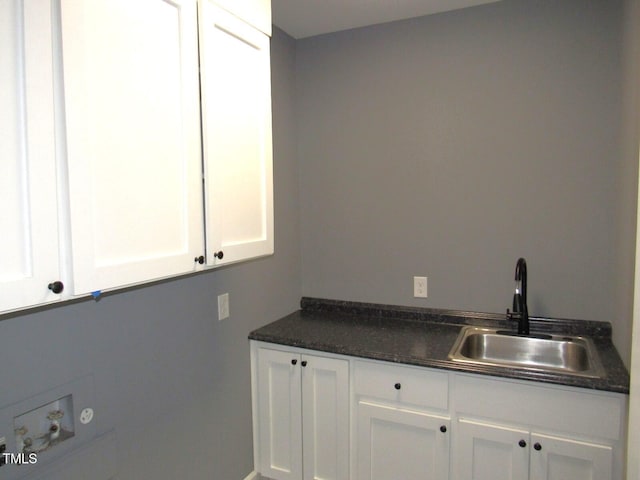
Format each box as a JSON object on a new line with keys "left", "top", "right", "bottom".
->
{"left": 507, "top": 257, "right": 529, "bottom": 335}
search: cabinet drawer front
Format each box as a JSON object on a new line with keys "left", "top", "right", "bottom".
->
{"left": 455, "top": 374, "right": 625, "bottom": 441}
{"left": 354, "top": 360, "right": 448, "bottom": 410}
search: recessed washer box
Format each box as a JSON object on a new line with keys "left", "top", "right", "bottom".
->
{"left": 0, "top": 375, "right": 96, "bottom": 480}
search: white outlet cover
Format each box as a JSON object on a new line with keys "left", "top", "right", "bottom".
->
{"left": 218, "top": 293, "right": 230, "bottom": 320}
{"left": 79, "top": 408, "right": 94, "bottom": 425}
{"left": 414, "top": 276, "right": 428, "bottom": 298}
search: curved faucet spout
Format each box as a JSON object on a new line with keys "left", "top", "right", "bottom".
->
{"left": 511, "top": 258, "right": 529, "bottom": 335}
{"left": 515, "top": 257, "right": 527, "bottom": 308}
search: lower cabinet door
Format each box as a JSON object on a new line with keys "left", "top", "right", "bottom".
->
{"left": 256, "top": 348, "right": 350, "bottom": 480}
{"left": 453, "top": 418, "right": 529, "bottom": 480}
{"left": 529, "top": 432, "right": 613, "bottom": 480}
{"left": 301, "top": 355, "right": 350, "bottom": 480}
{"left": 356, "top": 400, "right": 450, "bottom": 480}
{"left": 257, "top": 348, "right": 302, "bottom": 480}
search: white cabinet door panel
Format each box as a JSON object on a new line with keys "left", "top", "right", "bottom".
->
{"left": 60, "top": 0, "right": 203, "bottom": 294}
{"left": 530, "top": 432, "right": 613, "bottom": 480}
{"left": 301, "top": 355, "right": 349, "bottom": 480}
{"left": 357, "top": 401, "right": 449, "bottom": 480}
{"left": 257, "top": 348, "right": 302, "bottom": 480}
{"left": 199, "top": 1, "right": 273, "bottom": 267}
{"left": 0, "top": 0, "right": 61, "bottom": 311}
{"left": 454, "top": 418, "right": 529, "bottom": 480}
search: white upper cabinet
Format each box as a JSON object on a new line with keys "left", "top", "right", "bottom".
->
{"left": 0, "top": 0, "right": 63, "bottom": 312}
{"left": 210, "top": 0, "right": 271, "bottom": 36}
{"left": 1, "top": 0, "right": 273, "bottom": 314}
{"left": 199, "top": 1, "right": 274, "bottom": 267}
{"left": 60, "top": 0, "right": 204, "bottom": 294}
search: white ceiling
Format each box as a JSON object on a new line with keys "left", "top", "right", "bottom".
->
{"left": 271, "top": 0, "right": 503, "bottom": 39}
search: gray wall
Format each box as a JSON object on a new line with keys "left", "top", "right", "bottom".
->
{"left": 296, "top": 0, "right": 637, "bottom": 364}
{"left": 1, "top": 2, "right": 638, "bottom": 479}
{"left": 0, "top": 27, "right": 299, "bottom": 480}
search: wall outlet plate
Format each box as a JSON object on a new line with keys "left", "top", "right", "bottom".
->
{"left": 414, "top": 276, "right": 428, "bottom": 298}
{"left": 218, "top": 293, "right": 230, "bottom": 320}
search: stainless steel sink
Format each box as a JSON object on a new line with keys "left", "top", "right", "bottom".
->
{"left": 448, "top": 326, "right": 604, "bottom": 378}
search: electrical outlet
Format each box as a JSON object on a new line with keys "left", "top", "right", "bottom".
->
{"left": 79, "top": 408, "right": 94, "bottom": 425}
{"left": 414, "top": 276, "right": 428, "bottom": 298}
{"left": 218, "top": 293, "right": 230, "bottom": 320}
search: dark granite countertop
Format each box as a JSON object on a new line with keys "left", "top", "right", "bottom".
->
{"left": 249, "top": 298, "right": 630, "bottom": 394}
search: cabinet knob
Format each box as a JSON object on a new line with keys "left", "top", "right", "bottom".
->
{"left": 519, "top": 440, "right": 527, "bottom": 448}
{"left": 291, "top": 359, "right": 297, "bottom": 365}
{"left": 440, "top": 425, "right": 447, "bottom": 433}
{"left": 195, "top": 255, "right": 205, "bottom": 264}
{"left": 48, "top": 281, "right": 64, "bottom": 294}
{"left": 213, "top": 251, "right": 224, "bottom": 260}
{"left": 301, "top": 361, "right": 307, "bottom": 367}
{"left": 534, "top": 443, "right": 542, "bottom": 451}
{"left": 394, "top": 383, "right": 401, "bottom": 390}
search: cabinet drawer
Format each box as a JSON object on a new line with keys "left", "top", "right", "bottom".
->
{"left": 354, "top": 360, "right": 448, "bottom": 410}
{"left": 455, "top": 373, "right": 625, "bottom": 441}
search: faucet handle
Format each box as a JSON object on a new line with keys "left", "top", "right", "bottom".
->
{"left": 506, "top": 308, "right": 518, "bottom": 322}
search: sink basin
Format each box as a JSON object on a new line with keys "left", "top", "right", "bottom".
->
{"left": 448, "top": 326, "right": 604, "bottom": 378}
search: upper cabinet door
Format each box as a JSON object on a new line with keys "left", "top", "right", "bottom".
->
{"left": 210, "top": 0, "right": 271, "bottom": 36}
{"left": 0, "top": 0, "right": 62, "bottom": 312}
{"left": 199, "top": 1, "right": 274, "bottom": 267}
{"left": 60, "top": 0, "right": 204, "bottom": 294}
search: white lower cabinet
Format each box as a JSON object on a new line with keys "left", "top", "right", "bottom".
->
{"left": 455, "top": 419, "right": 530, "bottom": 480}
{"left": 353, "top": 359, "right": 451, "bottom": 480}
{"left": 251, "top": 343, "right": 627, "bottom": 480}
{"left": 529, "top": 432, "right": 613, "bottom": 480}
{"left": 357, "top": 401, "right": 450, "bottom": 480}
{"left": 254, "top": 345, "right": 349, "bottom": 480}
{"left": 455, "top": 418, "right": 613, "bottom": 480}
{"left": 453, "top": 374, "right": 624, "bottom": 480}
